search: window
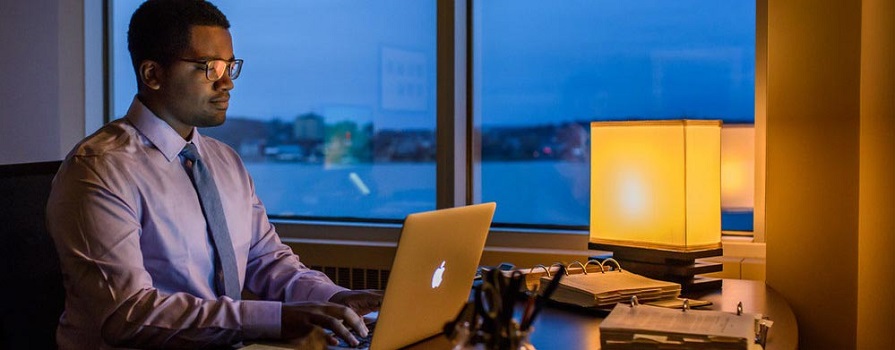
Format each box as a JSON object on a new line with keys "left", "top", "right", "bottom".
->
{"left": 109, "top": 1, "right": 755, "bottom": 237}
{"left": 111, "top": 0, "right": 437, "bottom": 221}
{"left": 472, "top": 1, "right": 755, "bottom": 231}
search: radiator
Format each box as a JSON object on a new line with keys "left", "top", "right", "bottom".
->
{"left": 311, "top": 265, "right": 391, "bottom": 290}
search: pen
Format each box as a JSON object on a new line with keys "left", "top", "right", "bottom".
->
{"left": 521, "top": 265, "right": 564, "bottom": 331}
{"left": 503, "top": 271, "right": 523, "bottom": 325}
{"left": 521, "top": 292, "right": 536, "bottom": 327}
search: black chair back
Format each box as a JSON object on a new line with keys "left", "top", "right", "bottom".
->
{"left": 0, "top": 160, "right": 64, "bottom": 349}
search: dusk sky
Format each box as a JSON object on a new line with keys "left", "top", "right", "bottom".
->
{"left": 112, "top": 1, "right": 755, "bottom": 129}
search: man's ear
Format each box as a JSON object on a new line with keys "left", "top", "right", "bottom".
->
{"left": 138, "top": 60, "right": 163, "bottom": 90}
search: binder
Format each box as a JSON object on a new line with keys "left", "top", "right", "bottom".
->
{"left": 599, "top": 302, "right": 769, "bottom": 350}
{"left": 524, "top": 259, "right": 684, "bottom": 309}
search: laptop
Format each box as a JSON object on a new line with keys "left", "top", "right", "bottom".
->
{"left": 339, "top": 202, "right": 496, "bottom": 349}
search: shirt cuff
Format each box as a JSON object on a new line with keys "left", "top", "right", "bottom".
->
{"left": 310, "top": 283, "right": 350, "bottom": 303}
{"left": 239, "top": 300, "right": 282, "bottom": 340}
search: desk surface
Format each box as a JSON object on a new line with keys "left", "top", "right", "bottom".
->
{"left": 407, "top": 279, "right": 798, "bottom": 350}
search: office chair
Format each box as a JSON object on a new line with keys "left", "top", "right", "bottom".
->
{"left": 0, "top": 160, "right": 64, "bottom": 349}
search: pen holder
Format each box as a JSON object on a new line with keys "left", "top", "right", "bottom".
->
{"left": 449, "top": 321, "right": 535, "bottom": 350}
{"left": 446, "top": 266, "right": 550, "bottom": 350}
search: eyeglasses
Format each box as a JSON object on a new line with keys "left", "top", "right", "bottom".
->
{"left": 179, "top": 58, "right": 244, "bottom": 81}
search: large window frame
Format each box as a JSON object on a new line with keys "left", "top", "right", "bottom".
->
{"left": 100, "top": 0, "right": 766, "bottom": 252}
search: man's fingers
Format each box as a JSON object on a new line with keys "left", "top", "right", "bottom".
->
{"left": 318, "top": 314, "right": 358, "bottom": 347}
{"left": 343, "top": 291, "right": 384, "bottom": 315}
{"left": 282, "top": 302, "right": 370, "bottom": 346}
{"left": 325, "top": 333, "right": 339, "bottom": 346}
{"left": 335, "top": 305, "right": 368, "bottom": 338}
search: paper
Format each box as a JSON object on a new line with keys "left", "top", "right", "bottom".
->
{"left": 646, "top": 297, "right": 712, "bottom": 309}
{"left": 540, "top": 270, "right": 681, "bottom": 308}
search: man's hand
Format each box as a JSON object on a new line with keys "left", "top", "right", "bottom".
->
{"left": 281, "top": 301, "right": 367, "bottom": 347}
{"left": 329, "top": 289, "right": 384, "bottom": 316}
{"left": 281, "top": 326, "right": 330, "bottom": 350}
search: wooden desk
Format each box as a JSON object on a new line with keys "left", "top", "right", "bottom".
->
{"left": 406, "top": 279, "right": 797, "bottom": 350}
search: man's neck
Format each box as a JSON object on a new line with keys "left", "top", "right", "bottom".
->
{"left": 136, "top": 93, "right": 193, "bottom": 140}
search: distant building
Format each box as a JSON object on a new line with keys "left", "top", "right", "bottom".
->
{"left": 199, "top": 117, "right": 269, "bottom": 160}
{"left": 294, "top": 113, "right": 325, "bottom": 143}
{"left": 237, "top": 138, "right": 266, "bottom": 160}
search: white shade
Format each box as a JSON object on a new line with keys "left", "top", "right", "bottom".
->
{"left": 590, "top": 120, "right": 722, "bottom": 250}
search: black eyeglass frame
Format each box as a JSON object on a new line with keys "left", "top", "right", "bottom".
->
{"left": 179, "top": 58, "right": 244, "bottom": 81}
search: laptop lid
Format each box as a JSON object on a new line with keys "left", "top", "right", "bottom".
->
{"left": 370, "top": 202, "right": 496, "bottom": 350}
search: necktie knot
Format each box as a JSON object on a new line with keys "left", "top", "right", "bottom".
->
{"left": 181, "top": 143, "right": 200, "bottom": 162}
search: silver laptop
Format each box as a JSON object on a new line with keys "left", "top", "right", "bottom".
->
{"left": 349, "top": 202, "right": 496, "bottom": 350}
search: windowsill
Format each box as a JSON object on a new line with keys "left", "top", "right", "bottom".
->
{"left": 722, "top": 230, "right": 756, "bottom": 238}
{"left": 703, "top": 236, "right": 766, "bottom": 281}
{"left": 275, "top": 219, "right": 598, "bottom": 271}
{"left": 274, "top": 219, "right": 763, "bottom": 259}
{"left": 273, "top": 219, "right": 591, "bottom": 254}
{"left": 720, "top": 235, "right": 766, "bottom": 259}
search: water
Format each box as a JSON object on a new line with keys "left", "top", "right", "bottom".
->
{"left": 247, "top": 161, "right": 751, "bottom": 231}
{"left": 246, "top": 161, "right": 589, "bottom": 226}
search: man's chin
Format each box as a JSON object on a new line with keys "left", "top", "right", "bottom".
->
{"left": 197, "top": 115, "right": 226, "bottom": 128}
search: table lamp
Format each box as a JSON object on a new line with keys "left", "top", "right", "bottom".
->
{"left": 721, "top": 125, "right": 755, "bottom": 232}
{"left": 588, "top": 120, "right": 723, "bottom": 291}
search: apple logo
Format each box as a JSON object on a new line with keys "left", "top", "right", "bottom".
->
{"left": 431, "top": 261, "right": 446, "bottom": 289}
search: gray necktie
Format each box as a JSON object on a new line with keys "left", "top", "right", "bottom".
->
{"left": 180, "top": 143, "right": 241, "bottom": 300}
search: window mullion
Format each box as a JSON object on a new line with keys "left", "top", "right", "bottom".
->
{"left": 436, "top": 0, "right": 469, "bottom": 209}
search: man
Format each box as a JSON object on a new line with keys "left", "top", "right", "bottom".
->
{"left": 47, "top": 1, "right": 380, "bottom": 348}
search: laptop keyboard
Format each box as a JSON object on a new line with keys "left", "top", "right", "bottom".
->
{"left": 334, "top": 321, "right": 376, "bottom": 349}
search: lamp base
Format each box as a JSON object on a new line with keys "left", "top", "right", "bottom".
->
{"left": 589, "top": 242, "right": 723, "bottom": 292}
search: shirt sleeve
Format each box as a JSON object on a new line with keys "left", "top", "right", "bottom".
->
{"left": 48, "top": 156, "right": 281, "bottom": 348}
{"left": 242, "top": 183, "right": 349, "bottom": 303}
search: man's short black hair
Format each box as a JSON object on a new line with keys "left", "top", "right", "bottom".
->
{"left": 127, "top": 0, "right": 230, "bottom": 73}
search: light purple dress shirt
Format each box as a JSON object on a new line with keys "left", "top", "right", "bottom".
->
{"left": 47, "top": 97, "right": 347, "bottom": 349}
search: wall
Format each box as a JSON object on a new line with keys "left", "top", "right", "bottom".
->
{"left": 0, "top": 1, "right": 95, "bottom": 165}
{"left": 286, "top": 240, "right": 591, "bottom": 272}
{"left": 0, "top": 0, "right": 63, "bottom": 163}
{"left": 765, "top": 0, "right": 895, "bottom": 349}
{"left": 766, "top": 0, "right": 862, "bottom": 347}
{"left": 857, "top": 0, "right": 895, "bottom": 348}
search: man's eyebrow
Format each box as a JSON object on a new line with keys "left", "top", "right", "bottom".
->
{"left": 192, "top": 56, "right": 237, "bottom": 61}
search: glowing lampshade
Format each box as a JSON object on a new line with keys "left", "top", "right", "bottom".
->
{"left": 590, "top": 120, "right": 722, "bottom": 251}
{"left": 720, "top": 125, "right": 755, "bottom": 211}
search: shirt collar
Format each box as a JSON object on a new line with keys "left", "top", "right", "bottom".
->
{"left": 124, "top": 96, "right": 205, "bottom": 162}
